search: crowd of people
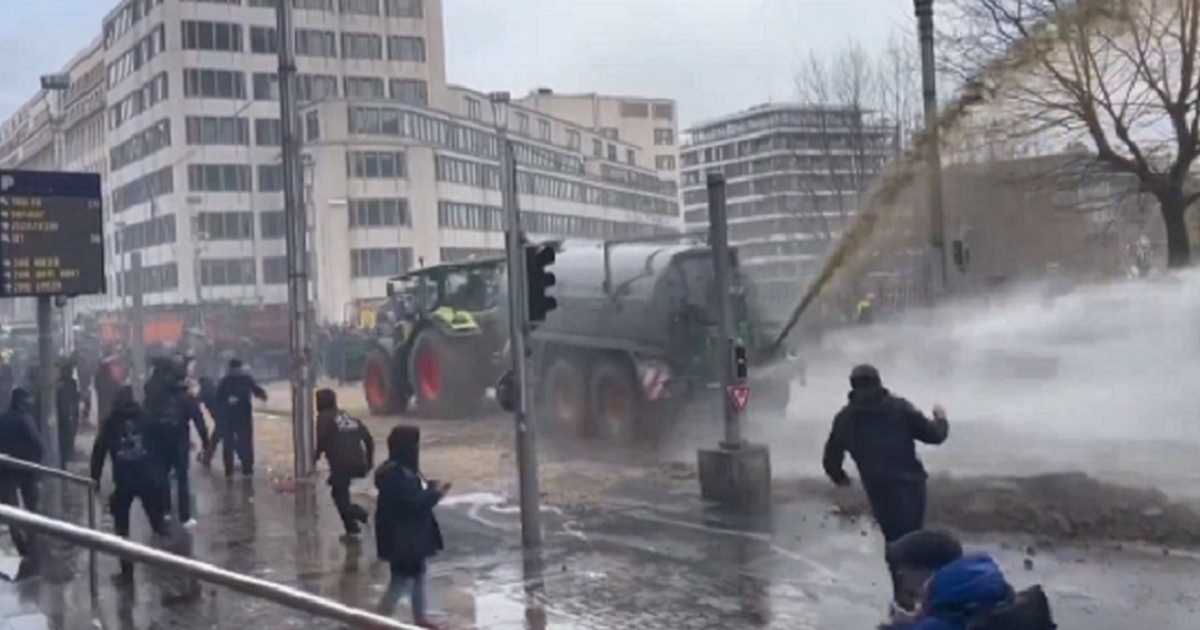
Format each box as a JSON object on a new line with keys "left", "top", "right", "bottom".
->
{"left": 0, "top": 351, "right": 447, "bottom": 628}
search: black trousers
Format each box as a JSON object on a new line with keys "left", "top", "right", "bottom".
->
{"left": 864, "top": 479, "right": 928, "bottom": 607}
{"left": 162, "top": 442, "right": 193, "bottom": 523}
{"left": 329, "top": 473, "right": 368, "bottom": 534}
{"left": 0, "top": 473, "right": 39, "bottom": 556}
{"left": 58, "top": 413, "right": 79, "bottom": 463}
{"left": 224, "top": 417, "right": 254, "bottom": 475}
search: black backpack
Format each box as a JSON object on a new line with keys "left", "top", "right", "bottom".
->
{"left": 965, "top": 586, "right": 1057, "bottom": 630}
{"left": 113, "top": 416, "right": 151, "bottom": 463}
{"left": 332, "top": 412, "right": 371, "bottom": 476}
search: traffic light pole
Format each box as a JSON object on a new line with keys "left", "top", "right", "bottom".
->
{"left": 496, "top": 106, "right": 543, "bottom": 553}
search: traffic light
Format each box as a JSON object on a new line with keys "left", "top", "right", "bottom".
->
{"left": 525, "top": 244, "right": 558, "bottom": 322}
{"left": 733, "top": 344, "right": 748, "bottom": 381}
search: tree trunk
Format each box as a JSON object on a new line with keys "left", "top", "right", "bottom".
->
{"left": 1160, "top": 192, "right": 1192, "bottom": 268}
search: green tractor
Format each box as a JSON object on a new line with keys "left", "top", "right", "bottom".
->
{"left": 361, "top": 258, "right": 508, "bottom": 418}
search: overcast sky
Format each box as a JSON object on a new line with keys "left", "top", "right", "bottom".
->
{"left": 0, "top": 0, "right": 913, "bottom": 127}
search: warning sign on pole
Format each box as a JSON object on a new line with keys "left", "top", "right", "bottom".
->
{"left": 728, "top": 384, "right": 751, "bottom": 412}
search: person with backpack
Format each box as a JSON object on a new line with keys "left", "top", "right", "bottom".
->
{"left": 89, "top": 385, "right": 170, "bottom": 583}
{"left": 882, "top": 529, "right": 1057, "bottom": 630}
{"left": 144, "top": 357, "right": 209, "bottom": 527}
{"left": 374, "top": 425, "right": 447, "bottom": 629}
{"left": 213, "top": 358, "right": 267, "bottom": 478}
{"left": 313, "top": 388, "right": 374, "bottom": 539}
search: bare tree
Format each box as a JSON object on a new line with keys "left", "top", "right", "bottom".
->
{"left": 945, "top": 0, "right": 1200, "bottom": 267}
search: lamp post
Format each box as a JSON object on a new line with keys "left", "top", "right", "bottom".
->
{"left": 490, "top": 91, "right": 542, "bottom": 552}
{"left": 914, "top": 0, "right": 948, "bottom": 300}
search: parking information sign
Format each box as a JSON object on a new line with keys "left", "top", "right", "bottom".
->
{"left": 0, "top": 170, "right": 105, "bottom": 297}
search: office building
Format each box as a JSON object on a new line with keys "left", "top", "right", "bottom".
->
{"left": 0, "top": 0, "right": 679, "bottom": 323}
{"left": 679, "top": 103, "right": 895, "bottom": 314}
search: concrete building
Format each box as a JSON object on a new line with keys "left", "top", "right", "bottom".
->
{"left": 679, "top": 103, "right": 895, "bottom": 316}
{"left": 0, "top": 0, "right": 679, "bottom": 323}
{"left": 514, "top": 90, "right": 681, "bottom": 188}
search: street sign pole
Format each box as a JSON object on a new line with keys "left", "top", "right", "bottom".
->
{"left": 706, "top": 173, "right": 743, "bottom": 448}
{"left": 36, "top": 296, "right": 61, "bottom": 517}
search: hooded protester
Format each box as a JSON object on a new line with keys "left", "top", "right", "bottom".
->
{"left": 211, "top": 359, "right": 266, "bottom": 477}
{"left": 0, "top": 388, "right": 43, "bottom": 557}
{"left": 823, "top": 364, "right": 949, "bottom": 609}
{"left": 882, "top": 529, "right": 1057, "bottom": 630}
{"left": 90, "top": 386, "right": 170, "bottom": 582}
{"left": 374, "top": 425, "right": 447, "bottom": 628}
{"left": 313, "top": 388, "right": 373, "bottom": 537}
{"left": 94, "top": 351, "right": 125, "bottom": 424}
{"left": 55, "top": 361, "right": 81, "bottom": 463}
{"left": 144, "top": 356, "right": 209, "bottom": 526}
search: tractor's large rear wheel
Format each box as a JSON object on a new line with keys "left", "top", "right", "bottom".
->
{"left": 409, "top": 328, "right": 485, "bottom": 419}
{"left": 543, "top": 358, "right": 588, "bottom": 436}
{"left": 363, "top": 348, "right": 405, "bottom": 416}
{"left": 587, "top": 358, "right": 643, "bottom": 442}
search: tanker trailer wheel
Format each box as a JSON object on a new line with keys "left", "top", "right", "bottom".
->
{"left": 409, "top": 328, "right": 485, "bottom": 419}
{"left": 543, "top": 358, "right": 589, "bottom": 437}
{"left": 363, "top": 348, "right": 404, "bottom": 415}
{"left": 587, "top": 358, "right": 643, "bottom": 442}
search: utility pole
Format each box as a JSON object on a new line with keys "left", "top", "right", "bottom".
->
{"left": 490, "top": 91, "right": 543, "bottom": 551}
{"left": 707, "top": 173, "right": 741, "bottom": 448}
{"left": 915, "top": 0, "right": 948, "bottom": 301}
{"left": 276, "top": 0, "right": 315, "bottom": 478}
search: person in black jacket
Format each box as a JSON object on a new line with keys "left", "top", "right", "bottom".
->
{"left": 0, "top": 388, "right": 43, "bottom": 557}
{"left": 145, "top": 358, "right": 209, "bottom": 527}
{"left": 90, "top": 386, "right": 169, "bottom": 582}
{"left": 823, "top": 364, "right": 949, "bottom": 609}
{"left": 374, "top": 425, "right": 446, "bottom": 627}
{"left": 213, "top": 359, "right": 266, "bottom": 477}
{"left": 314, "top": 388, "right": 373, "bottom": 537}
{"left": 56, "top": 361, "right": 81, "bottom": 464}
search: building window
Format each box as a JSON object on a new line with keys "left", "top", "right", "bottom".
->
{"left": 200, "top": 258, "right": 257, "bottom": 287}
{"left": 386, "top": 35, "right": 426, "bottom": 61}
{"left": 351, "top": 248, "right": 411, "bottom": 278}
{"left": 180, "top": 20, "right": 243, "bottom": 52}
{"left": 113, "top": 167, "right": 173, "bottom": 214}
{"left": 341, "top": 32, "right": 383, "bottom": 59}
{"left": 262, "top": 256, "right": 288, "bottom": 284}
{"left": 187, "top": 164, "right": 251, "bottom": 192}
{"left": 652, "top": 103, "right": 674, "bottom": 120}
{"left": 592, "top": 139, "right": 602, "bottom": 158}
{"left": 257, "top": 164, "right": 284, "bottom": 192}
{"left": 196, "top": 211, "right": 254, "bottom": 240}
{"left": 626, "top": 149, "right": 635, "bottom": 165}
{"left": 654, "top": 128, "right": 675, "bottom": 146}
{"left": 116, "top": 215, "right": 177, "bottom": 253}
{"left": 600, "top": 127, "right": 619, "bottom": 140}
{"left": 466, "top": 98, "right": 481, "bottom": 120}
{"left": 346, "top": 151, "right": 406, "bottom": 178}
{"left": 538, "top": 119, "right": 552, "bottom": 141}
{"left": 607, "top": 144, "right": 617, "bottom": 161}
{"left": 119, "top": 263, "right": 179, "bottom": 296}
{"left": 655, "top": 155, "right": 676, "bottom": 170}
{"left": 383, "top": 0, "right": 422, "bottom": 17}
{"left": 345, "top": 76, "right": 385, "bottom": 99}
{"left": 305, "top": 111, "right": 321, "bottom": 141}
{"left": 567, "top": 130, "right": 581, "bottom": 150}
{"left": 294, "top": 0, "right": 333, "bottom": 10}
{"left": 254, "top": 118, "right": 282, "bottom": 146}
{"left": 183, "top": 68, "right": 246, "bottom": 100}
{"left": 619, "top": 101, "right": 650, "bottom": 118}
{"left": 389, "top": 79, "right": 428, "bottom": 105}
{"left": 252, "top": 73, "right": 279, "bottom": 100}
{"left": 348, "top": 198, "right": 410, "bottom": 227}
{"left": 249, "top": 26, "right": 277, "bottom": 54}
{"left": 514, "top": 113, "right": 530, "bottom": 135}
{"left": 185, "top": 116, "right": 249, "bottom": 145}
{"left": 339, "top": 0, "right": 379, "bottom": 15}
{"left": 110, "top": 119, "right": 172, "bottom": 171}
{"left": 298, "top": 74, "right": 339, "bottom": 100}
{"left": 260, "top": 210, "right": 285, "bottom": 238}
{"left": 295, "top": 29, "right": 337, "bottom": 57}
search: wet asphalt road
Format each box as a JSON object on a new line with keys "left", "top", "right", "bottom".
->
{"left": 4, "top": 466, "right": 1197, "bottom": 629}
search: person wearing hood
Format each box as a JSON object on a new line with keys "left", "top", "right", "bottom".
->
{"left": 56, "top": 361, "right": 81, "bottom": 464}
{"left": 823, "top": 364, "right": 949, "bottom": 609}
{"left": 212, "top": 358, "right": 267, "bottom": 477}
{"left": 883, "top": 529, "right": 1057, "bottom": 630}
{"left": 94, "top": 350, "right": 126, "bottom": 424}
{"left": 0, "top": 388, "right": 43, "bottom": 557}
{"left": 144, "top": 357, "right": 209, "bottom": 527}
{"left": 90, "top": 385, "right": 170, "bottom": 582}
{"left": 313, "top": 389, "right": 374, "bottom": 537}
{"left": 374, "top": 425, "right": 447, "bottom": 628}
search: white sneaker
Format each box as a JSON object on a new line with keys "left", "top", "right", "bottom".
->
{"left": 183, "top": 519, "right": 198, "bottom": 529}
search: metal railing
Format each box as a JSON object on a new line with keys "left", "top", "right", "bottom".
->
{"left": 0, "top": 504, "right": 421, "bottom": 629}
{"left": 0, "top": 453, "right": 98, "bottom": 599}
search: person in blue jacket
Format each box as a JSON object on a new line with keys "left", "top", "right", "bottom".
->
{"left": 883, "top": 529, "right": 1056, "bottom": 630}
